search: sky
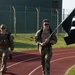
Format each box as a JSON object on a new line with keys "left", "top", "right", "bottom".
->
{"left": 63, "top": 0, "right": 75, "bottom": 10}
{"left": 62, "top": 0, "right": 75, "bottom": 14}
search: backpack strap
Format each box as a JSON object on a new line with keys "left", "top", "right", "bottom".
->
{"left": 6, "top": 31, "right": 11, "bottom": 47}
{"left": 39, "top": 27, "right": 43, "bottom": 39}
{"left": 39, "top": 26, "right": 53, "bottom": 38}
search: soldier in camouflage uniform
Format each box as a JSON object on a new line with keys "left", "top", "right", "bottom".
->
{"left": 0, "top": 24, "right": 14, "bottom": 72}
{"left": 35, "top": 19, "right": 57, "bottom": 75}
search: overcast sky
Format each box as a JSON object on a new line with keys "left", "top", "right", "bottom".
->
{"left": 63, "top": 0, "right": 75, "bottom": 10}
{"left": 62, "top": 0, "right": 75, "bottom": 14}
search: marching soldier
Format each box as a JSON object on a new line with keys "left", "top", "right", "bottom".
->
{"left": 0, "top": 24, "right": 14, "bottom": 72}
{"left": 35, "top": 19, "right": 57, "bottom": 75}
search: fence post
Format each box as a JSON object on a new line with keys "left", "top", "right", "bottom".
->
{"left": 10, "top": 5, "right": 11, "bottom": 32}
{"left": 25, "top": 6, "right": 27, "bottom": 33}
{"left": 36, "top": 7, "right": 40, "bottom": 31}
{"left": 12, "top": 6, "right": 16, "bottom": 36}
{"left": 56, "top": 9, "right": 59, "bottom": 35}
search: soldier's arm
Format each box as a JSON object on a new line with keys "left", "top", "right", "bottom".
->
{"left": 9, "top": 35, "right": 14, "bottom": 60}
{"left": 35, "top": 30, "right": 42, "bottom": 45}
{"left": 10, "top": 35, "right": 14, "bottom": 51}
{"left": 50, "top": 33, "right": 57, "bottom": 45}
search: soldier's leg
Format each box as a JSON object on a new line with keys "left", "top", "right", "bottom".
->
{"left": 45, "top": 50, "right": 52, "bottom": 75}
{"left": 39, "top": 48, "right": 45, "bottom": 75}
{"left": 0, "top": 51, "right": 2, "bottom": 72}
{"left": 41, "top": 54, "right": 45, "bottom": 75}
{"left": 0, "top": 50, "right": 2, "bottom": 60}
{"left": 1, "top": 52, "right": 7, "bottom": 72}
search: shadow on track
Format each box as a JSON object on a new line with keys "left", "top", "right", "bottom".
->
{"left": 8, "top": 50, "right": 40, "bottom": 62}
{"left": 4, "top": 71, "right": 18, "bottom": 75}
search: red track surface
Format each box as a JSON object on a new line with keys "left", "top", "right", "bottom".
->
{"left": 3, "top": 48, "right": 75, "bottom": 75}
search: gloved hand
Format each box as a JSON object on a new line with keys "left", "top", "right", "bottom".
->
{"left": 9, "top": 54, "right": 12, "bottom": 60}
{"left": 9, "top": 51, "right": 13, "bottom": 60}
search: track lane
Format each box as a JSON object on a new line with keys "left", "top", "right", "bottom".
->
{"left": 3, "top": 48, "right": 75, "bottom": 75}
{"left": 28, "top": 48, "right": 75, "bottom": 75}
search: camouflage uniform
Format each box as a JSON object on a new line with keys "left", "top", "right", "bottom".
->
{"left": 0, "top": 24, "right": 14, "bottom": 72}
{"left": 35, "top": 28, "right": 57, "bottom": 75}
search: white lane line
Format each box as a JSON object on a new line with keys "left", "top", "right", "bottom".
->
{"left": 13, "top": 54, "right": 28, "bottom": 57}
{"left": 64, "top": 65, "right": 75, "bottom": 75}
{"left": 7, "top": 51, "right": 75, "bottom": 68}
{"left": 12, "top": 48, "right": 75, "bottom": 58}
{"left": 12, "top": 51, "right": 75, "bottom": 58}
{"left": 6, "top": 51, "right": 75, "bottom": 74}
{"left": 53, "top": 48, "right": 75, "bottom": 52}
{"left": 28, "top": 55, "right": 75, "bottom": 75}
{"left": 53, "top": 51, "right": 75, "bottom": 56}
{"left": 7, "top": 57, "right": 39, "bottom": 68}
{"left": 12, "top": 53, "right": 38, "bottom": 58}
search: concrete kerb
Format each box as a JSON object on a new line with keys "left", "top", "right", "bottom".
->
{"left": 64, "top": 65, "right": 75, "bottom": 75}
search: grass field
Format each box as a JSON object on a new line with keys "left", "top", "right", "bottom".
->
{"left": 67, "top": 66, "right": 75, "bottom": 75}
{"left": 13, "top": 33, "right": 36, "bottom": 51}
{"left": 13, "top": 33, "right": 75, "bottom": 52}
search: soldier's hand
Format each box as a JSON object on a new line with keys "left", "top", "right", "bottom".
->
{"left": 9, "top": 51, "right": 13, "bottom": 60}
{"left": 43, "top": 39, "right": 49, "bottom": 45}
{"left": 9, "top": 54, "right": 12, "bottom": 60}
{"left": 45, "top": 39, "right": 49, "bottom": 43}
{"left": 38, "top": 42, "right": 43, "bottom": 46}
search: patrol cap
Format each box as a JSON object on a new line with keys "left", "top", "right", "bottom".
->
{"left": 0, "top": 24, "right": 6, "bottom": 29}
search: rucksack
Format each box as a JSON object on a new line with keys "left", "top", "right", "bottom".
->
{"left": 0, "top": 31, "right": 11, "bottom": 47}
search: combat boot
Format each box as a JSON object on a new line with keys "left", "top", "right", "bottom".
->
{"left": 0, "top": 63, "right": 7, "bottom": 72}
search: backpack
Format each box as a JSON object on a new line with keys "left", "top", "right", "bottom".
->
{"left": 0, "top": 30, "right": 11, "bottom": 47}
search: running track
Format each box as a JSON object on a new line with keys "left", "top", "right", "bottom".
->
{"left": 3, "top": 48, "right": 75, "bottom": 75}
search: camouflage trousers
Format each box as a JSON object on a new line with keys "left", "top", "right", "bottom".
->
{"left": 39, "top": 46, "right": 52, "bottom": 75}
{"left": 0, "top": 48, "right": 9, "bottom": 71}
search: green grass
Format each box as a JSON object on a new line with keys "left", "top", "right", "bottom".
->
{"left": 53, "top": 34, "right": 75, "bottom": 49}
{"left": 67, "top": 66, "right": 75, "bottom": 75}
{"left": 13, "top": 33, "right": 37, "bottom": 51}
{"left": 13, "top": 33, "right": 75, "bottom": 52}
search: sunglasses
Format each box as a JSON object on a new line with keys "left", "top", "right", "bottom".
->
{"left": 1, "top": 28, "right": 5, "bottom": 29}
{"left": 44, "top": 24, "right": 49, "bottom": 26}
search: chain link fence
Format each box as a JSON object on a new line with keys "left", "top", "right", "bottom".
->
{"left": 0, "top": 5, "right": 72, "bottom": 34}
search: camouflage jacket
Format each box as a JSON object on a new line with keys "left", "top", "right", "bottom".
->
{"left": 0, "top": 32, "right": 14, "bottom": 51}
{"left": 35, "top": 28, "right": 57, "bottom": 47}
